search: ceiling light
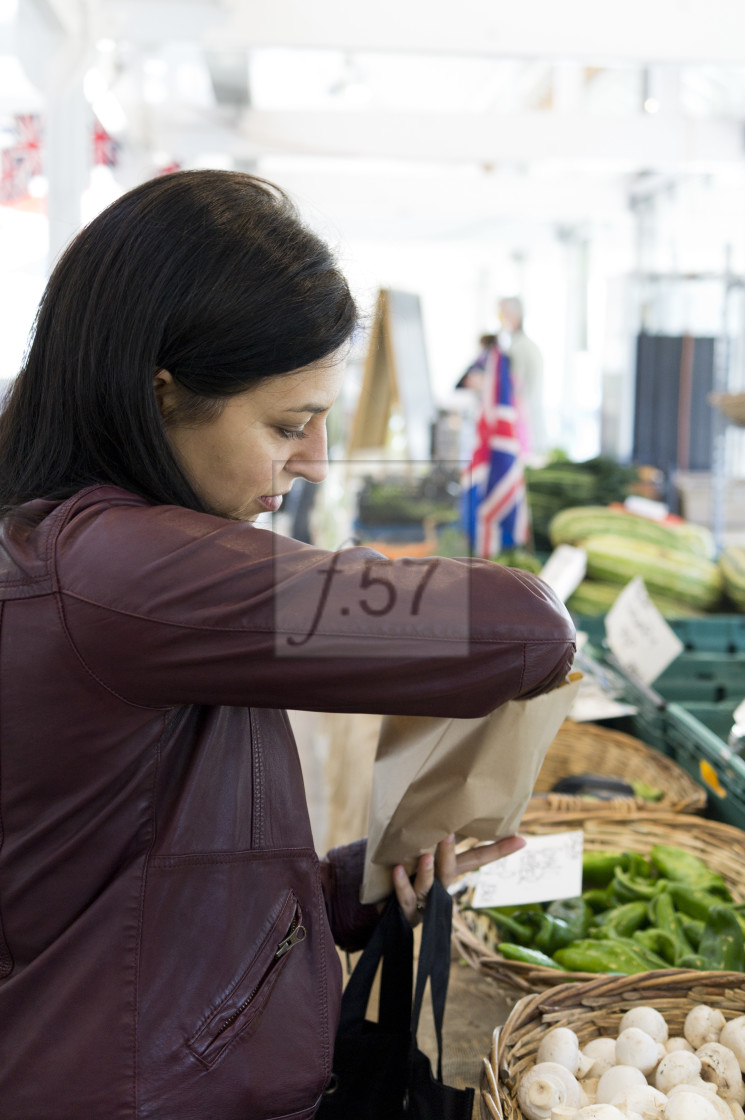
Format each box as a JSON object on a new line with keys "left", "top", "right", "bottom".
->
{"left": 84, "top": 68, "right": 108, "bottom": 105}
{"left": 644, "top": 97, "right": 660, "bottom": 114}
{"left": 27, "top": 175, "right": 48, "bottom": 198}
{"left": 93, "top": 92, "right": 127, "bottom": 135}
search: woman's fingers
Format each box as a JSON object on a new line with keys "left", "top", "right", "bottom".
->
{"left": 434, "top": 833, "right": 457, "bottom": 886}
{"left": 392, "top": 851, "right": 434, "bottom": 925}
{"left": 454, "top": 834, "right": 526, "bottom": 877}
{"left": 393, "top": 834, "right": 526, "bottom": 924}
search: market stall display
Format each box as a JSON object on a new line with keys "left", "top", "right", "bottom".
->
{"left": 452, "top": 814, "right": 745, "bottom": 994}
{"left": 481, "top": 970, "right": 745, "bottom": 1120}
{"left": 548, "top": 504, "right": 725, "bottom": 618}
{"left": 524, "top": 457, "right": 652, "bottom": 553}
{"left": 577, "top": 632, "right": 745, "bottom": 828}
{"left": 526, "top": 723, "right": 707, "bottom": 818}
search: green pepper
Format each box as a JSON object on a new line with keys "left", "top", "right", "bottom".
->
{"left": 677, "top": 952, "right": 708, "bottom": 970}
{"left": 631, "top": 779, "right": 663, "bottom": 802}
{"left": 533, "top": 914, "right": 576, "bottom": 956}
{"left": 680, "top": 917, "right": 705, "bottom": 948}
{"left": 546, "top": 897, "right": 592, "bottom": 940}
{"left": 482, "top": 908, "right": 536, "bottom": 945}
{"left": 582, "top": 886, "right": 616, "bottom": 912}
{"left": 581, "top": 850, "right": 626, "bottom": 887}
{"left": 624, "top": 851, "right": 653, "bottom": 878}
{"left": 633, "top": 928, "right": 678, "bottom": 965}
{"left": 647, "top": 890, "right": 693, "bottom": 965}
{"left": 611, "top": 866, "right": 667, "bottom": 903}
{"left": 497, "top": 942, "right": 564, "bottom": 969}
{"left": 668, "top": 884, "right": 734, "bottom": 922}
{"left": 553, "top": 937, "right": 668, "bottom": 975}
{"left": 698, "top": 905, "right": 745, "bottom": 971}
{"left": 592, "top": 900, "right": 648, "bottom": 938}
{"left": 649, "top": 845, "right": 732, "bottom": 898}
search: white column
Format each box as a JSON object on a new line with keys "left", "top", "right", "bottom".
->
{"left": 45, "top": 85, "right": 89, "bottom": 267}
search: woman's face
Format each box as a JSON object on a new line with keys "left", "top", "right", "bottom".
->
{"left": 157, "top": 357, "right": 345, "bottom": 521}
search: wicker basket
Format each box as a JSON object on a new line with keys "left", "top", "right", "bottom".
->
{"left": 480, "top": 969, "right": 745, "bottom": 1120}
{"left": 453, "top": 812, "right": 745, "bottom": 995}
{"left": 526, "top": 721, "right": 707, "bottom": 817}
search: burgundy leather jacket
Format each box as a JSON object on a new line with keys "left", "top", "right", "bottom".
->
{"left": 0, "top": 486, "right": 575, "bottom": 1119}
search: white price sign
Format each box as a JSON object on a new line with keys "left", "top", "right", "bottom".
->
{"left": 471, "top": 831, "right": 584, "bottom": 909}
{"left": 539, "top": 545, "right": 587, "bottom": 604}
{"left": 605, "top": 578, "right": 683, "bottom": 685}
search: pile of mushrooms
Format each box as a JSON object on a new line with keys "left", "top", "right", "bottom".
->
{"left": 514, "top": 1006, "right": 745, "bottom": 1120}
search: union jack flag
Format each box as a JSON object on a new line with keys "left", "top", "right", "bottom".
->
{"left": 93, "top": 118, "right": 120, "bottom": 168}
{"left": 0, "top": 114, "right": 43, "bottom": 204}
{"left": 460, "top": 344, "right": 530, "bottom": 557}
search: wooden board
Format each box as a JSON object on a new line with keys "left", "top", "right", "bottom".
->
{"left": 348, "top": 289, "right": 434, "bottom": 461}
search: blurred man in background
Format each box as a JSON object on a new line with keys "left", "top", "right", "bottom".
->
{"left": 498, "top": 296, "right": 548, "bottom": 460}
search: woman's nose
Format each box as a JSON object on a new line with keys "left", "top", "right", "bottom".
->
{"left": 289, "top": 427, "right": 328, "bottom": 484}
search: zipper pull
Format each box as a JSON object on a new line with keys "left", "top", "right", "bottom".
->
{"left": 275, "top": 924, "right": 307, "bottom": 959}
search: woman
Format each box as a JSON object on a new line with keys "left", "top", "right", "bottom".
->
{"left": 0, "top": 170, "right": 575, "bottom": 1120}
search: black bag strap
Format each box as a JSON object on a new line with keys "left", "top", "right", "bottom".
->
{"left": 337, "top": 894, "right": 413, "bottom": 1033}
{"left": 411, "top": 878, "right": 452, "bottom": 1081}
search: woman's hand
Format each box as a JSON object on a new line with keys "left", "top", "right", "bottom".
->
{"left": 392, "top": 833, "right": 526, "bottom": 926}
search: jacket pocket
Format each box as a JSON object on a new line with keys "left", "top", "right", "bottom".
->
{"left": 187, "top": 889, "right": 306, "bottom": 1068}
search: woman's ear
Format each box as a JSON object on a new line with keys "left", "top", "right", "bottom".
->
{"left": 153, "top": 369, "right": 177, "bottom": 418}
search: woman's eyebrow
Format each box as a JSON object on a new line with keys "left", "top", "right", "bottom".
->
{"left": 283, "top": 404, "right": 330, "bottom": 414}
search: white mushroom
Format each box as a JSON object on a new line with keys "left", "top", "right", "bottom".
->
{"left": 697, "top": 1042, "right": 745, "bottom": 1103}
{"left": 655, "top": 1050, "right": 702, "bottom": 1093}
{"left": 576, "top": 1051, "right": 596, "bottom": 1080}
{"left": 666, "top": 1082, "right": 731, "bottom": 1120}
{"left": 611, "top": 1083, "right": 668, "bottom": 1119}
{"left": 666, "top": 1037, "right": 695, "bottom": 1054}
{"left": 684, "top": 1006, "right": 727, "bottom": 1049}
{"left": 517, "top": 1062, "right": 582, "bottom": 1120}
{"left": 616, "top": 1028, "right": 664, "bottom": 1077}
{"left": 664, "top": 1084, "right": 721, "bottom": 1120}
{"left": 582, "top": 1038, "right": 618, "bottom": 1080}
{"left": 538, "top": 1028, "right": 582, "bottom": 1075}
{"left": 596, "top": 1064, "right": 647, "bottom": 1103}
{"left": 573, "top": 1106, "right": 630, "bottom": 1119}
{"left": 580, "top": 1077, "right": 599, "bottom": 1104}
{"left": 620, "top": 1007, "right": 670, "bottom": 1044}
{"left": 720, "top": 1016, "right": 745, "bottom": 1074}
{"left": 729, "top": 1102, "right": 745, "bottom": 1120}
{"left": 550, "top": 1108, "right": 578, "bottom": 1120}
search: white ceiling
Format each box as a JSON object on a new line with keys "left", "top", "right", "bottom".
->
{"left": 6, "top": 0, "right": 745, "bottom": 241}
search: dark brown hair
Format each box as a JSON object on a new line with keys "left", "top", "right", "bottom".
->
{"left": 0, "top": 170, "right": 358, "bottom": 514}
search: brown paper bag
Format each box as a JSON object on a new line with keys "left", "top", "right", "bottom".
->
{"left": 361, "top": 675, "right": 582, "bottom": 903}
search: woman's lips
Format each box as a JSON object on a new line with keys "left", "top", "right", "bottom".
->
{"left": 258, "top": 494, "right": 283, "bottom": 513}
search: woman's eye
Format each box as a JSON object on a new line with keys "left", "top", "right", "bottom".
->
{"left": 277, "top": 427, "right": 307, "bottom": 440}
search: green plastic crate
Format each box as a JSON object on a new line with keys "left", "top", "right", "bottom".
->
{"left": 574, "top": 612, "right": 745, "bottom": 653}
{"left": 575, "top": 615, "right": 745, "bottom": 828}
{"left": 661, "top": 704, "right": 745, "bottom": 829}
{"left": 654, "top": 652, "right": 745, "bottom": 702}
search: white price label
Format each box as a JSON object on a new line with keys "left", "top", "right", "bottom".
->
{"left": 539, "top": 545, "right": 587, "bottom": 604}
{"left": 623, "top": 496, "right": 669, "bottom": 522}
{"left": 605, "top": 578, "right": 683, "bottom": 685}
{"left": 733, "top": 698, "right": 745, "bottom": 731}
{"left": 471, "top": 831, "right": 584, "bottom": 909}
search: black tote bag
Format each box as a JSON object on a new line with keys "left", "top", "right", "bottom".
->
{"left": 317, "top": 877, "right": 474, "bottom": 1120}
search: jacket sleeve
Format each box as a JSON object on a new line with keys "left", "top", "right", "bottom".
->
{"left": 54, "top": 492, "right": 576, "bottom": 716}
{"left": 318, "top": 840, "right": 381, "bottom": 952}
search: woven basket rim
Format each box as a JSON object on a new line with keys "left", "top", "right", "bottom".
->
{"left": 453, "top": 812, "right": 745, "bottom": 995}
{"left": 529, "top": 721, "right": 707, "bottom": 815}
{"left": 484, "top": 969, "right": 745, "bottom": 1120}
